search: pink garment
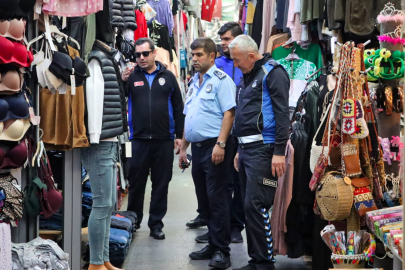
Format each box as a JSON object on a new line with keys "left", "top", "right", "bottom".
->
{"left": 42, "top": 0, "right": 103, "bottom": 17}
{"left": 286, "top": 0, "right": 302, "bottom": 42}
{"left": 0, "top": 223, "right": 12, "bottom": 269}
{"left": 271, "top": 140, "right": 294, "bottom": 256}
{"left": 259, "top": 0, "right": 276, "bottom": 53}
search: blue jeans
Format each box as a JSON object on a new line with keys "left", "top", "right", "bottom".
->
{"left": 82, "top": 142, "right": 118, "bottom": 265}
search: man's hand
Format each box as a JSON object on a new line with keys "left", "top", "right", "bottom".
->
{"left": 234, "top": 152, "right": 239, "bottom": 172}
{"left": 272, "top": 155, "right": 286, "bottom": 178}
{"left": 212, "top": 145, "right": 225, "bottom": 165}
{"left": 174, "top": 139, "right": 182, "bottom": 155}
{"left": 122, "top": 65, "right": 134, "bottom": 82}
{"left": 178, "top": 150, "right": 188, "bottom": 169}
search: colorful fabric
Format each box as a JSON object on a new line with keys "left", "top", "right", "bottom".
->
{"left": 43, "top": 0, "right": 103, "bottom": 16}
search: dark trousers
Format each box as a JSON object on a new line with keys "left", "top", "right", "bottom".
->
{"left": 127, "top": 139, "right": 174, "bottom": 230}
{"left": 229, "top": 138, "right": 246, "bottom": 231}
{"left": 239, "top": 143, "right": 277, "bottom": 269}
{"left": 191, "top": 139, "right": 234, "bottom": 254}
{"left": 196, "top": 138, "right": 245, "bottom": 231}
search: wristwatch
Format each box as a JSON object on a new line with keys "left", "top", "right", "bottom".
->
{"left": 216, "top": 142, "right": 226, "bottom": 148}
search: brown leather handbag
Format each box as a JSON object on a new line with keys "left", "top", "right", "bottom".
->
{"left": 342, "top": 142, "right": 362, "bottom": 178}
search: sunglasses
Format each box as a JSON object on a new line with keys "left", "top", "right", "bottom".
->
{"left": 135, "top": 50, "right": 154, "bottom": 58}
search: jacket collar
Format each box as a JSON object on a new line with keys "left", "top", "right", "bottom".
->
{"left": 94, "top": 40, "right": 118, "bottom": 58}
{"left": 243, "top": 53, "right": 272, "bottom": 85}
{"left": 135, "top": 61, "right": 167, "bottom": 74}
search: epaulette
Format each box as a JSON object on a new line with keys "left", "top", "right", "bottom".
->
{"left": 187, "top": 78, "right": 193, "bottom": 87}
{"left": 214, "top": 69, "right": 226, "bottom": 80}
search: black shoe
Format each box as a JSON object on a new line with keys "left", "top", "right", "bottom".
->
{"left": 195, "top": 231, "right": 209, "bottom": 243}
{"left": 231, "top": 228, "right": 243, "bottom": 243}
{"left": 189, "top": 245, "right": 214, "bottom": 260}
{"left": 150, "top": 228, "right": 165, "bottom": 240}
{"left": 186, "top": 215, "right": 207, "bottom": 229}
{"left": 208, "top": 251, "right": 231, "bottom": 269}
{"left": 233, "top": 265, "right": 255, "bottom": 270}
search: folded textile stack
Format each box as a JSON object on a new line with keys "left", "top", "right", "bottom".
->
{"left": 12, "top": 237, "right": 70, "bottom": 270}
{"left": 112, "top": 211, "right": 137, "bottom": 233}
{"left": 109, "top": 211, "right": 137, "bottom": 265}
{"left": 39, "top": 208, "right": 64, "bottom": 231}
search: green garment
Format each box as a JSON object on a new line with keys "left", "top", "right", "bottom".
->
{"left": 83, "top": 13, "right": 96, "bottom": 64}
{"left": 272, "top": 42, "right": 323, "bottom": 69}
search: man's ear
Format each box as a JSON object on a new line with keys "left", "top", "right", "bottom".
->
{"left": 248, "top": 52, "right": 256, "bottom": 63}
{"left": 210, "top": 52, "right": 216, "bottom": 61}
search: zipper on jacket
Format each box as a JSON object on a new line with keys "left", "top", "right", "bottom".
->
{"left": 149, "top": 75, "right": 152, "bottom": 139}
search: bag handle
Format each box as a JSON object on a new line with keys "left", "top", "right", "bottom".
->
{"left": 312, "top": 103, "right": 331, "bottom": 145}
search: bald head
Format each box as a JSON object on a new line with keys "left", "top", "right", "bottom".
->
{"left": 229, "top": 35, "right": 262, "bottom": 74}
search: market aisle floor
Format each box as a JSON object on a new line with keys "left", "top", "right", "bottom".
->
{"left": 122, "top": 155, "right": 311, "bottom": 270}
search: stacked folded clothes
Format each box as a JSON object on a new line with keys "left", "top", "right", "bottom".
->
{"left": 40, "top": 208, "right": 63, "bottom": 231}
{"left": 109, "top": 211, "right": 137, "bottom": 265}
{"left": 12, "top": 237, "right": 70, "bottom": 270}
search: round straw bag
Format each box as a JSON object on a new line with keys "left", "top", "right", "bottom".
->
{"left": 331, "top": 254, "right": 365, "bottom": 269}
{"left": 315, "top": 171, "right": 353, "bottom": 221}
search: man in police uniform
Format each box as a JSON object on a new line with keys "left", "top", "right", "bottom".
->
{"left": 188, "top": 22, "right": 246, "bottom": 244}
{"left": 178, "top": 37, "right": 236, "bottom": 269}
{"left": 229, "top": 35, "right": 290, "bottom": 270}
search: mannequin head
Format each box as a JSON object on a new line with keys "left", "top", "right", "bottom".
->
{"left": 218, "top": 22, "right": 243, "bottom": 56}
{"left": 191, "top": 37, "right": 217, "bottom": 75}
{"left": 135, "top": 38, "right": 157, "bottom": 72}
{"left": 229, "top": 35, "right": 262, "bottom": 74}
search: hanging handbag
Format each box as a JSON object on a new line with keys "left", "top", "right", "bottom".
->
{"left": 316, "top": 171, "right": 353, "bottom": 221}
{"left": 37, "top": 154, "right": 63, "bottom": 219}
{"left": 341, "top": 141, "right": 362, "bottom": 178}
{"left": 310, "top": 104, "right": 331, "bottom": 173}
{"left": 351, "top": 177, "right": 378, "bottom": 217}
{"left": 329, "top": 134, "right": 342, "bottom": 167}
{"left": 0, "top": 173, "right": 23, "bottom": 222}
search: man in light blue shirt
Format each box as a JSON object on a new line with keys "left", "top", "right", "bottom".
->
{"left": 179, "top": 37, "right": 236, "bottom": 269}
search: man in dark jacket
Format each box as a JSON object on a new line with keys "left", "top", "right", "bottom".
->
{"left": 229, "top": 35, "right": 290, "bottom": 270}
{"left": 122, "top": 38, "right": 184, "bottom": 240}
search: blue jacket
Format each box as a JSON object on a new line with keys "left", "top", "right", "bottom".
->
{"left": 215, "top": 53, "right": 243, "bottom": 87}
{"left": 234, "top": 53, "right": 290, "bottom": 156}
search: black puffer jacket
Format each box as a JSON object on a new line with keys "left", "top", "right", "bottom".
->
{"left": 122, "top": 0, "right": 137, "bottom": 30}
{"left": 111, "top": 0, "right": 137, "bottom": 30}
{"left": 111, "top": 0, "right": 125, "bottom": 28}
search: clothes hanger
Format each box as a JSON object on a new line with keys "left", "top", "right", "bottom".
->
{"left": 32, "top": 128, "right": 44, "bottom": 167}
{"left": 285, "top": 46, "right": 300, "bottom": 61}
{"left": 49, "top": 25, "right": 81, "bottom": 50}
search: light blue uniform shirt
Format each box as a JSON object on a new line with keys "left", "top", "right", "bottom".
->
{"left": 183, "top": 65, "right": 236, "bottom": 143}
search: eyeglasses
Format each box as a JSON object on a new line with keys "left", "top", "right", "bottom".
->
{"left": 135, "top": 50, "right": 154, "bottom": 58}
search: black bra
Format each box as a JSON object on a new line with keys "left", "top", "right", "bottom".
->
{"left": 0, "top": 93, "right": 29, "bottom": 121}
{"left": 48, "top": 51, "right": 87, "bottom": 87}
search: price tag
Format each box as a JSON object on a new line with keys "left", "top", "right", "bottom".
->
{"left": 70, "top": 75, "right": 76, "bottom": 95}
{"left": 125, "top": 141, "right": 132, "bottom": 158}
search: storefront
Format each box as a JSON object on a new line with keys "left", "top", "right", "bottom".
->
{"left": 0, "top": 0, "right": 404, "bottom": 269}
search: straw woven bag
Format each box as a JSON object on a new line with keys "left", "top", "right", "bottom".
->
{"left": 316, "top": 171, "right": 353, "bottom": 221}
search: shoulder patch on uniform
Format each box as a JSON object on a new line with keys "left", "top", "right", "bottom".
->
{"left": 214, "top": 69, "right": 226, "bottom": 80}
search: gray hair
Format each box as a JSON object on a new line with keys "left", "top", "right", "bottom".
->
{"left": 229, "top": 35, "right": 259, "bottom": 53}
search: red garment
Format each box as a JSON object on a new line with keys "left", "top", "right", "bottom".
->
{"left": 201, "top": 0, "right": 216, "bottom": 22}
{"left": 134, "top": 9, "right": 148, "bottom": 41}
{"left": 181, "top": 11, "right": 188, "bottom": 31}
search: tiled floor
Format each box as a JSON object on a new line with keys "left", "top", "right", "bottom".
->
{"left": 122, "top": 155, "right": 311, "bottom": 270}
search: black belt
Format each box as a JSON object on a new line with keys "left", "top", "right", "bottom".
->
{"left": 194, "top": 137, "right": 218, "bottom": 148}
